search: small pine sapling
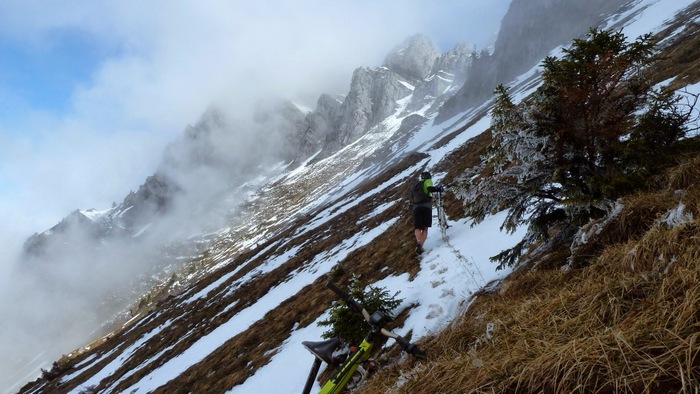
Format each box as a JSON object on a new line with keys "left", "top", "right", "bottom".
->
{"left": 318, "top": 275, "right": 403, "bottom": 345}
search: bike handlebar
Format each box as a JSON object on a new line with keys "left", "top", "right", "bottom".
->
{"left": 381, "top": 328, "right": 428, "bottom": 360}
{"left": 326, "top": 282, "right": 365, "bottom": 313}
{"left": 326, "top": 282, "right": 427, "bottom": 360}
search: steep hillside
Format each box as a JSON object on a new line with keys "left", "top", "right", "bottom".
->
{"left": 16, "top": 0, "right": 700, "bottom": 393}
{"left": 361, "top": 4, "right": 700, "bottom": 394}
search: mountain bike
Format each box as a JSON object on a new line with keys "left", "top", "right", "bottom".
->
{"left": 301, "top": 282, "right": 427, "bottom": 394}
{"left": 435, "top": 189, "right": 449, "bottom": 241}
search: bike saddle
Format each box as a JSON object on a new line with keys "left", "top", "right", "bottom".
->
{"left": 302, "top": 338, "right": 342, "bottom": 365}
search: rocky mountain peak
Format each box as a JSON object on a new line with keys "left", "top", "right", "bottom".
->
{"left": 405, "top": 42, "right": 476, "bottom": 114}
{"left": 319, "top": 66, "right": 412, "bottom": 154}
{"left": 383, "top": 34, "right": 440, "bottom": 81}
{"left": 296, "top": 93, "right": 344, "bottom": 158}
{"left": 430, "top": 42, "right": 474, "bottom": 83}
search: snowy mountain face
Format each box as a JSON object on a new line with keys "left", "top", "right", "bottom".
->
{"left": 405, "top": 42, "right": 474, "bottom": 114}
{"left": 22, "top": 174, "right": 177, "bottom": 257}
{"left": 13, "top": 0, "right": 700, "bottom": 393}
{"left": 20, "top": 34, "right": 457, "bottom": 264}
{"left": 436, "top": 0, "right": 631, "bottom": 122}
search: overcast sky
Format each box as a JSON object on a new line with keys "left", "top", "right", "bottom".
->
{"left": 0, "top": 0, "right": 510, "bottom": 268}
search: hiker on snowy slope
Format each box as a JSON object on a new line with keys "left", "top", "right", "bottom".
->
{"left": 410, "top": 171, "right": 443, "bottom": 254}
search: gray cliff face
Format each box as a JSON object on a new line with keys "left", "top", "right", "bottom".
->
{"left": 407, "top": 43, "right": 474, "bottom": 113}
{"left": 163, "top": 101, "right": 307, "bottom": 174}
{"left": 314, "top": 35, "right": 448, "bottom": 156}
{"left": 252, "top": 99, "right": 308, "bottom": 162}
{"left": 492, "top": 0, "right": 629, "bottom": 86}
{"left": 383, "top": 34, "right": 440, "bottom": 81}
{"left": 321, "top": 67, "right": 413, "bottom": 154}
{"left": 298, "top": 93, "right": 343, "bottom": 158}
{"left": 436, "top": 0, "right": 630, "bottom": 123}
{"left": 430, "top": 42, "right": 474, "bottom": 85}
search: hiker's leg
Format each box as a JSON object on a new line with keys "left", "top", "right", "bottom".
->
{"left": 418, "top": 228, "right": 428, "bottom": 246}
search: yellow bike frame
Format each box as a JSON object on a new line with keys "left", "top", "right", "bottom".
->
{"left": 318, "top": 337, "right": 373, "bottom": 393}
{"left": 302, "top": 282, "right": 426, "bottom": 394}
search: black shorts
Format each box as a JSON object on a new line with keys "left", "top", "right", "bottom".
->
{"left": 413, "top": 206, "right": 432, "bottom": 229}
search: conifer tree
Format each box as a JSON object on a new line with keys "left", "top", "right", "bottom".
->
{"left": 318, "top": 275, "right": 402, "bottom": 345}
{"left": 461, "top": 28, "right": 693, "bottom": 269}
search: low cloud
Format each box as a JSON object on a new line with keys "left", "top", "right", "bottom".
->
{"left": 0, "top": 0, "right": 509, "bottom": 234}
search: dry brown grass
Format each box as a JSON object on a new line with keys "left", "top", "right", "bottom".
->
{"left": 667, "top": 155, "right": 700, "bottom": 192}
{"left": 359, "top": 152, "right": 700, "bottom": 394}
{"left": 654, "top": 13, "right": 700, "bottom": 88}
{"left": 569, "top": 192, "right": 675, "bottom": 268}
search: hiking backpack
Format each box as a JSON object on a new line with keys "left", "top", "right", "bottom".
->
{"left": 409, "top": 180, "right": 431, "bottom": 204}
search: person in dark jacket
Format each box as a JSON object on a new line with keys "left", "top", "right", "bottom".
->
{"left": 412, "top": 171, "right": 443, "bottom": 254}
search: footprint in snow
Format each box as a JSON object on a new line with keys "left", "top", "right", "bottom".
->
{"left": 425, "top": 304, "right": 444, "bottom": 319}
